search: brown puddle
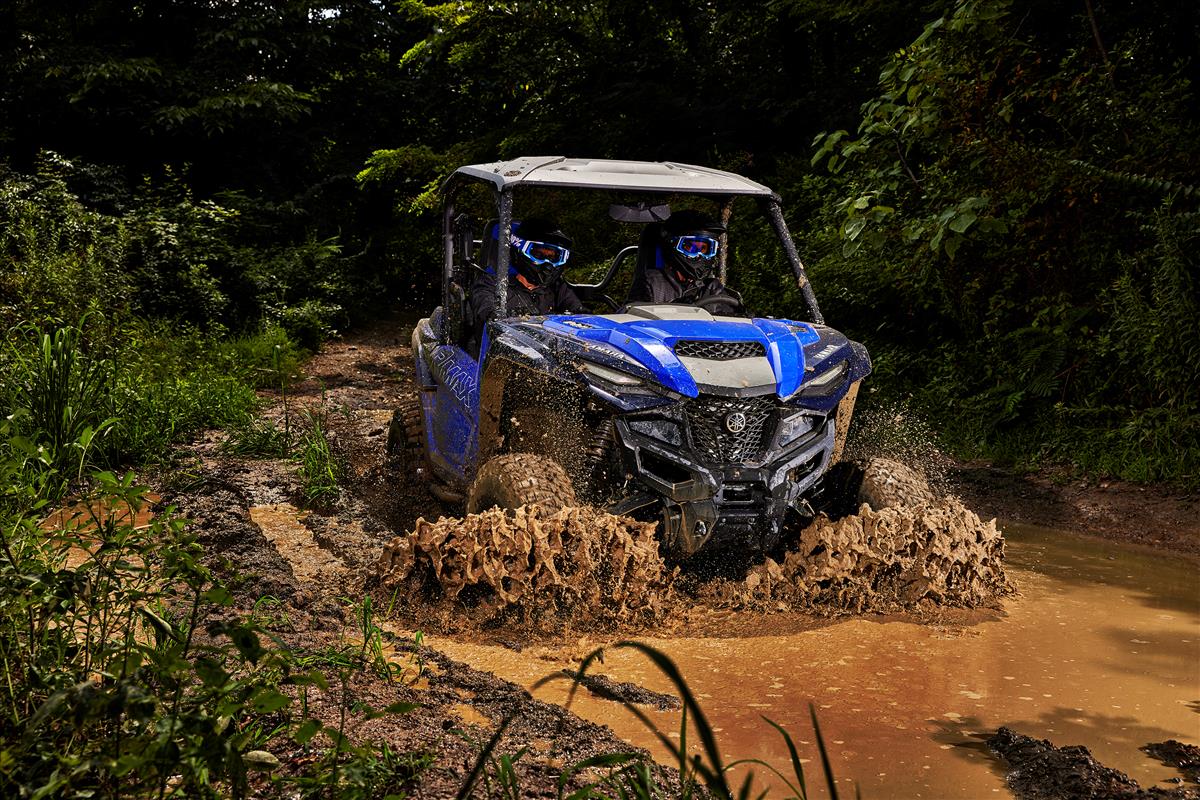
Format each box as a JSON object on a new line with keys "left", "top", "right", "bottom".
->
{"left": 428, "top": 523, "right": 1200, "bottom": 798}
{"left": 41, "top": 494, "right": 160, "bottom": 569}
{"left": 249, "top": 503, "right": 348, "bottom": 588}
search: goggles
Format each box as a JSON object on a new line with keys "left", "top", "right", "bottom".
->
{"left": 514, "top": 236, "right": 570, "bottom": 267}
{"left": 671, "top": 234, "right": 720, "bottom": 259}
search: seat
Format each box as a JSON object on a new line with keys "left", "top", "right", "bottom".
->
{"left": 625, "top": 222, "right": 666, "bottom": 305}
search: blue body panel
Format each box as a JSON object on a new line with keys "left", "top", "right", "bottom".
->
{"left": 544, "top": 314, "right": 818, "bottom": 399}
{"left": 414, "top": 308, "right": 869, "bottom": 490}
{"left": 426, "top": 343, "right": 480, "bottom": 484}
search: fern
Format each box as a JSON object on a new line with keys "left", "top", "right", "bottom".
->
{"left": 1068, "top": 159, "right": 1199, "bottom": 199}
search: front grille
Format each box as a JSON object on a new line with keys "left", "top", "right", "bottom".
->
{"left": 685, "top": 395, "right": 776, "bottom": 463}
{"left": 674, "top": 340, "right": 766, "bottom": 360}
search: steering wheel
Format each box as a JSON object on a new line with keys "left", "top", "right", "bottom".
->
{"left": 692, "top": 294, "right": 742, "bottom": 314}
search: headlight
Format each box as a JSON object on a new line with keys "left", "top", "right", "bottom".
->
{"left": 581, "top": 361, "right": 644, "bottom": 386}
{"left": 579, "top": 360, "right": 662, "bottom": 396}
{"left": 796, "top": 361, "right": 848, "bottom": 397}
{"left": 778, "top": 410, "right": 816, "bottom": 447}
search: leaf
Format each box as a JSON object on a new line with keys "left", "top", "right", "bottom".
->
{"left": 948, "top": 211, "right": 977, "bottom": 233}
{"left": 295, "top": 719, "right": 322, "bottom": 744}
{"left": 251, "top": 688, "right": 290, "bottom": 713}
{"left": 225, "top": 625, "right": 264, "bottom": 664}
{"left": 844, "top": 217, "right": 867, "bottom": 240}
{"left": 194, "top": 656, "right": 229, "bottom": 687}
{"left": 28, "top": 688, "right": 70, "bottom": 731}
{"left": 945, "top": 234, "right": 964, "bottom": 259}
{"left": 203, "top": 586, "right": 233, "bottom": 606}
{"left": 138, "top": 607, "right": 176, "bottom": 643}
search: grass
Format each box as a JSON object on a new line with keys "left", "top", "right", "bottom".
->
{"left": 0, "top": 319, "right": 304, "bottom": 489}
{"left": 221, "top": 417, "right": 291, "bottom": 458}
{"left": 296, "top": 408, "right": 341, "bottom": 506}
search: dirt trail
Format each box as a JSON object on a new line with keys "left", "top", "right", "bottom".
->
{"left": 158, "top": 314, "right": 1197, "bottom": 797}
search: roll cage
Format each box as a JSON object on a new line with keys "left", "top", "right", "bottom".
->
{"left": 439, "top": 157, "right": 825, "bottom": 337}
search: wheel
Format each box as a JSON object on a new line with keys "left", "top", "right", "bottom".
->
{"left": 466, "top": 453, "right": 577, "bottom": 514}
{"left": 386, "top": 395, "right": 424, "bottom": 456}
{"left": 856, "top": 457, "right": 935, "bottom": 511}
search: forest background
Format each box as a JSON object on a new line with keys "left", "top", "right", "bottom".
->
{"left": 3, "top": 0, "right": 1198, "bottom": 485}
{"left": 0, "top": 0, "right": 1197, "bottom": 795}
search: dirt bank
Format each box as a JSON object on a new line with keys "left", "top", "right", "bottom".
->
{"left": 988, "top": 727, "right": 1200, "bottom": 799}
{"left": 952, "top": 461, "right": 1200, "bottom": 557}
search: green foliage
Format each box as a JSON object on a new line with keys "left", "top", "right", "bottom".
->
{"left": 296, "top": 409, "right": 342, "bottom": 506}
{"left": 0, "top": 155, "right": 130, "bottom": 328}
{"left": 221, "top": 418, "right": 292, "bottom": 459}
{"left": 3, "top": 322, "right": 116, "bottom": 480}
{"left": 807, "top": 0, "right": 1200, "bottom": 485}
{"left": 0, "top": 423, "right": 429, "bottom": 797}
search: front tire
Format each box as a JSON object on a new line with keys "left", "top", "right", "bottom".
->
{"left": 466, "top": 453, "right": 577, "bottom": 514}
{"left": 857, "top": 457, "right": 935, "bottom": 510}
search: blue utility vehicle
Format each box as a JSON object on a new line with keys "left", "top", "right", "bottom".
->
{"left": 391, "top": 157, "right": 871, "bottom": 556}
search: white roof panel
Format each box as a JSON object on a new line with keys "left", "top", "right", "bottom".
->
{"left": 450, "top": 157, "right": 775, "bottom": 197}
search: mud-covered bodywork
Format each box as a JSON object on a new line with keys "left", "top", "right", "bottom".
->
{"left": 408, "top": 156, "right": 873, "bottom": 556}
{"left": 412, "top": 303, "right": 870, "bottom": 554}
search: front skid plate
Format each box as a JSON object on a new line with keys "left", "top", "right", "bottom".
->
{"left": 612, "top": 417, "right": 834, "bottom": 554}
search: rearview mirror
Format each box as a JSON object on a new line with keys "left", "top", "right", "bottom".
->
{"left": 609, "top": 202, "right": 671, "bottom": 223}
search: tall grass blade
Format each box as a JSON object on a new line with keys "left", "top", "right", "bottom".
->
{"left": 454, "top": 715, "right": 512, "bottom": 800}
{"left": 809, "top": 703, "right": 840, "bottom": 800}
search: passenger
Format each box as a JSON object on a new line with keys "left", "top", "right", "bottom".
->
{"left": 627, "top": 209, "right": 745, "bottom": 315}
{"left": 469, "top": 218, "right": 584, "bottom": 322}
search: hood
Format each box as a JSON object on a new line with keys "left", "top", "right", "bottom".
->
{"left": 543, "top": 303, "right": 825, "bottom": 399}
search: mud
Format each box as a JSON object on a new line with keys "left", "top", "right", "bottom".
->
{"left": 988, "top": 727, "right": 1200, "bottom": 799}
{"left": 373, "top": 505, "right": 674, "bottom": 629}
{"left": 373, "top": 494, "right": 1009, "bottom": 631}
{"left": 856, "top": 456, "right": 937, "bottom": 510}
{"left": 700, "top": 496, "right": 1010, "bottom": 613}
{"left": 560, "top": 668, "right": 682, "bottom": 710}
{"left": 148, "top": 316, "right": 1198, "bottom": 798}
{"left": 1143, "top": 741, "right": 1200, "bottom": 784}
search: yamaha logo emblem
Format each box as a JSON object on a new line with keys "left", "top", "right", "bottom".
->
{"left": 724, "top": 411, "right": 747, "bottom": 434}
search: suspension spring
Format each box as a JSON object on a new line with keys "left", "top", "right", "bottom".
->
{"left": 584, "top": 417, "right": 616, "bottom": 476}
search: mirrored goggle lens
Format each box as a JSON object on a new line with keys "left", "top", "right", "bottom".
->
{"left": 520, "top": 240, "right": 570, "bottom": 267}
{"left": 673, "top": 235, "right": 719, "bottom": 259}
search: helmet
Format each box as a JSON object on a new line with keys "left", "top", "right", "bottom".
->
{"left": 509, "top": 218, "right": 573, "bottom": 287}
{"left": 660, "top": 210, "right": 725, "bottom": 281}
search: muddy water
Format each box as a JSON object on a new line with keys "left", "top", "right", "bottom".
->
{"left": 431, "top": 523, "right": 1200, "bottom": 797}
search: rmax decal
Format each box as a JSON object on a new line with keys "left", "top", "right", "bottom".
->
{"left": 431, "top": 348, "right": 477, "bottom": 407}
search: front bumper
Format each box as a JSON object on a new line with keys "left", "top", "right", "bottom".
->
{"left": 610, "top": 407, "right": 834, "bottom": 555}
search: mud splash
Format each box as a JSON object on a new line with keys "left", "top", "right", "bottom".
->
{"left": 373, "top": 505, "right": 674, "bottom": 627}
{"left": 702, "top": 496, "right": 1010, "bottom": 613}
{"left": 374, "top": 494, "right": 1009, "bottom": 629}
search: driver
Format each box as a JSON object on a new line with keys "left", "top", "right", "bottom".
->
{"left": 627, "top": 210, "right": 745, "bottom": 315}
{"left": 470, "top": 217, "right": 584, "bottom": 324}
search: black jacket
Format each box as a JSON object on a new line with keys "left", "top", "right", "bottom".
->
{"left": 467, "top": 271, "right": 584, "bottom": 354}
{"left": 469, "top": 271, "right": 583, "bottom": 322}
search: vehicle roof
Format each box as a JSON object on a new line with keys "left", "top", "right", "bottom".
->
{"left": 448, "top": 156, "right": 775, "bottom": 197}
